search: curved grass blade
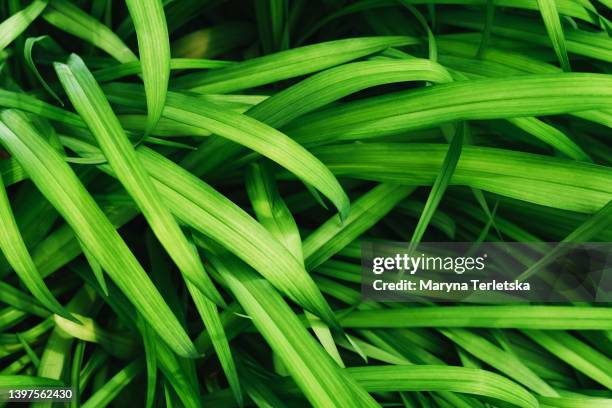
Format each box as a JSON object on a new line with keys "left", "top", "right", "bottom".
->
{"left": 538, "top": 395, "right": 612, "bottom": 407}
{"left": 0, "top": 156, "right": 28, "bottom": 186}
{"left": 476, "top": 0, "right": 495, "bottom": 57}
{"left": 0, "top": 375, "right": 63, "bottom": 388}
{"left": 204, "top": 363, "right": 538, "bottom": 408}
{"left": 246, "top": 163, "right": 303, "bottom": 260}
{"left": 312, "top": 143, "right": 612, "bottom": 214}
{"left": 171, "top": 36, "right": 419, "bottom": 93}
{"left": 0, "top": 110, "right": 196, "bottom": 358}
{"left": 0, "top": 281, "right": 49, "bottom": 318}
{"left": 53, "top": 313, "right": 135, "bottom": 359}
{"left": 536, "top": 0, "right": 571, "bottom": 71}
{"left": 125, "top": 0, "right": 170, "bottom": 134}
{"left": 0, "top": 88, "right": 83, "bottom": 128}
{"left": 60, "top": 136, "right": 339, "bottom": 328}
{"left": 35, "top": 285, "right": 98, "bottom": 406}
{"left": 339, "top": 306, "right": 612, "bottom": 330}
{"left": 207, "top": 250, "right": 379, "bottom": 408}
{"left": 0, "top": 171, "right": 74, "bottom": 321}
{"left": 507, "top": 117, "right": 590, "bottom": 162}
{"left": 23, "top": 35, "right": 63, "bottom": 105}
{"left": 304, "top": 183, "right": 416, "bottom": 269}
{"left": 186, "top": 279, "right": 243, "bottom": 406}
{"left": 252, "top": 59, "right": 453, "bottom": 128}
{"left": 42, "top": 0, "right": 136, "bottom": 63}
{"left": 398, "top": 1, "right": 437, "bottom": 61}
{"left": 245, "top": 163, "right": 343, "bottom": 366}
{"left": 287, "top": 74, "right": 612, "bottom": 145}
{"left": 162, "top": 91, "right": 350, "bottom": 219}
{"left": 518, "top": 199, "right": 612, "bottom": 281}
{"left": 0, "top": 0, "right": 47, "bottom": 52}
{"left": 70, "top": 341, "right": 85, "bottom": 408}
{"left": 440, "top": 328, "right": 557, "bottom": 396}
{"left": 178, "top": 58, "right": 453, "bottom": 177}
{"left": 346, "top": 365, "right": 538, "bottom": 408}
{"left": 92, "top": 58, "right": 232, "bottom": 83}
{"left": 305, "top": 310, "right": 345, "bottom": 367}
{"left": 522, "top": 330, "right": 612, "bottom": 389}
{"left": 54, "top": 54, "right": 224, "bottom": 307}
{"left": 81, "top": 360, "right": 143, "bottom": 408}
{"left": 409, "top": 122, "right": 464, "bottom": 254}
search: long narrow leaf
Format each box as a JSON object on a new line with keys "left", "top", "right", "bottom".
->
{"left": 0, "top": 173, "right": 73, "bottom": 321}
{"left": 536, "top": 0, "right": 571, "bottom": 71}
{"left": 0, "top": 0, "right": 47, "bottom": 52}
{"left": 409, "top": 122, "right": 464, "bottom": 253}
{"left": 54, "top": 54, "right": 224, "bottom": 306}
{"left": 0, "top": 110, "right": 196, "bottom": 357}
{"left": 125, "top": 0, "right": 170, "bottom": 133}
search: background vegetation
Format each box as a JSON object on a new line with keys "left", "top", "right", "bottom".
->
{"left": 0, "top": 0, "right": 611, "bottom": 407}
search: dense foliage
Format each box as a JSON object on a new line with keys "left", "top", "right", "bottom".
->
{"left": 0, "top": 0, "right": 611, "bottom": 407}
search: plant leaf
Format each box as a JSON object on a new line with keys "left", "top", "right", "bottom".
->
{"left": 536, "top": 0, "right": 571, "bottom": 71}
{"left": 0, "top": 0, "right": 48, "bottom": 52}
{"left": 339, "top": 306, "right": 612, "bottom": 330}
{"left": 125, "top": 0, "right": 170, "bottom": 133}
{"left": 0, "top": 164, "right": 74, "bottom": 321}
{"left": 0, "top": 109, "right": 196, "bottom": 358}
{"left": 409, "top": 122, "right": 464, "bottom": 253}
{"left": 54, "top": 54, "right": 224, "bottom": 307}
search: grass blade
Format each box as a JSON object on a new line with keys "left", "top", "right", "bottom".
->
{"left": 536, "top": 0, "right": 571, "bottom": 71}
{"left": 522, "top": 330, "right": 612, "bottom": 389}
{"left": 246, "top": 163, "right": 303, "bottom": 260}
{"left": 0, "top": 110, "right": 196, "bottom": 357}
{"left": 186, "top": 280, "right": 243, "bottom": 406}
{"left": 0, "top": 166, "right": 74, "bottom": 321}
{"left": 409, "top": 122, "right": 464, "bottom": 253}
{"left": 440, "top": 328, "right": 557, "bottom": 396}
{"left": 313, "top": 143, "right": 612, "bottom": 214}
{"left": 0, "top": 0, "right": 47, "bottom": 52}
{"left": 339, "top": 306, "right": 612, "bottom": 330}
{"left": 23, "top": 35, "right": 63, "bottom": 106}
{"left": 246, "top": 163, "right": 344, "bottom": 366}
{"left": 61, "top": 137, "right": 339, "bottom": 327}
{"left": 161, "top": 91, "right": 350, "bottom": 219}
{"left": 81, "top": 360, "right": 142, "bottom": 408}
{"left": 54, "top": 54, "right": 224, "bottom": 307}
{"left": 42, "top": 0, "right": 136, "bottom": 63}
{"left": 0, "top": 375, "right": 63, "bottom": 387}
{"left": 125, "top": 0, "right": 170, "bottom": 133}
{"left": 304, "top": 183, "right": 415, "bottom": 269}
{"left": 346, "top": 365, "right": 538, "bottom": 408}
{"left": 70, "top": 341, "right": 85, "bottom": 408}
{"left": 172, "top": 36, "right": 419, "bottom": 93}
{"left": 518, "top": 199, "right": 612, "bottom": 281}
{"left": 207, "top": 250, "right": 379, "bottom": 408}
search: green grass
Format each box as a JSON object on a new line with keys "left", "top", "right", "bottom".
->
{"left": 0, "top": 0, "right": 611, "bottom": 407}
